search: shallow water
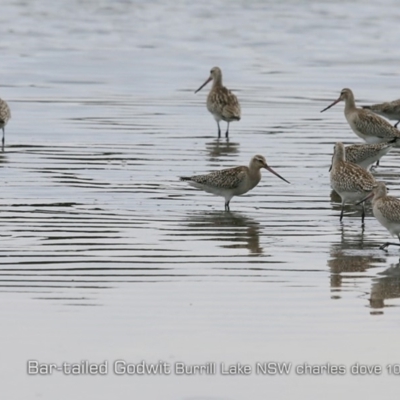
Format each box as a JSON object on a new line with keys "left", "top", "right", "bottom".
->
{"left": 2, "top": 0, "right": 400, "bottom": 398}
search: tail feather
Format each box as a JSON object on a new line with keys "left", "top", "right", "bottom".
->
{"left": 362, "top": 105, "right": 372, "bottom": 110}
{"left": 180, "top": 177, "right": 192, "bottom": 182}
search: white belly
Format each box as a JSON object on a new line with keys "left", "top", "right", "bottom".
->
{"left": 336, "top": 190, "right": 367, "bottom": 204}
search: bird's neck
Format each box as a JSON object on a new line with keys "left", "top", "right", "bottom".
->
{"left": 248, "top": 167, "right": 262, "bottom": 186}
{"left": 372, "top": 190, "right": 387, "bottom": 204}
{"left": 344, "top": 96, "right": 356, "bottom": 113}
{"left": 212, "top": 76, "right": 223, "bottom": 88}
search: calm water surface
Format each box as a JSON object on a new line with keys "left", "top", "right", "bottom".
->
{"left": 1, "top": 0, "right": 400, "bottom": 398}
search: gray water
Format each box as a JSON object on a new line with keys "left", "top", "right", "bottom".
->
{"left": 2, "top": 0, "right": 400, "bottom": 398}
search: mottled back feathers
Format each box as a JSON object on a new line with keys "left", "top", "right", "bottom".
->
{"left": 207, "top": 86, "right": 241, "bottom": 122}
{"left": 181, "top": 166, "right": 247, "bottom": 190}
{"left": 376, "top": 197, "right": 400, "bottom": 223}
{"left": 0, "top": 98, "right": 11, "bottom": 126}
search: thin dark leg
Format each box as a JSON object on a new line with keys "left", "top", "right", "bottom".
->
{"left": 361, "top": 202, "right": 365, "bottom": 225}
{"left": 217, "top": 122, "right": 221, "bottom": 138}
{"left": 379, "top": 242, "right": 400, "bottom": 250}
{"left": 395, "top": 120, "right": 400, "bottom": 128}
{"left": 375, "top": 159, "right": 380, "bottom": 167}
{"left": 225, "top": 122, "right": 230, "bottom": 138}
{"left": 379, "top": 234, "right": 400, "bottom": 250}
{"left": 224, "top": 200, "right": 230, "bottom": 212}
{"left": 339, "top": 202, "right": 344, "bottom": 221}
{"left": 1, "top": 128, "right": 4, "bottom": 152}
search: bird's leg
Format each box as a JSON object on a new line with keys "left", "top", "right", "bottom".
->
{"left": 224, "top": 200, "right": 230, "bottom": 212}
{"left": 379, "top": 242, "right": 400, "bottom": 250}
{"left": 217, "top": 122, "right": 221, "bottom": 138}
{"left": 1, "top": 128, "right": 4, "bottom": 152}
{"left": 361, "top": 201, "right": 366, "bottom": 225}
{"left": 380, "top": 235, "right": 400, "bottom": 250}
{"left": 375, "top": 159, "right": 380, "bottom": 168}
{"left": 225, "top": 122, "right": 230, "bottom": 139}
{"left": 395, "top": 120, "right": 400, "bottom": 128}
{"left": 339, "top": 201, "right": 345, "bottom": 222}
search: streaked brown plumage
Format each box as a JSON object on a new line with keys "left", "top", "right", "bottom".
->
{"left": 0, "top": 98, "right": 11, "bottom": 152}
{"left": 358, "top": 182, "right": 400, "bottom": 250}
{"left": 180, "top": 155, "right": 289, "bottom": 211}
{"left": 195, "top": 66, "right": 241, "bottom": 138}
{"left": 344, "top": 140, "right": 396, "bottom": 170}
{"left": 321, "top": 88, "right": 400, "bottom": 145}
{"left": 330, "top": 142, "right": 377, "bottom": 223}
{"left": 363, "top": 99, "right": 400, "bottom": 127}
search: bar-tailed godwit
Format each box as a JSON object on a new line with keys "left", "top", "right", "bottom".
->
{"left": 357, "top": 182, "right": 400, "bottom": 250}
{"left": 363, "top": 99, "right": 400, "bottom": 128}
{"left": 180, "top": 155, "right": 289, "bottom": 211}
{"left": 344, "top": 140, "right": 396, "bottom": 170}
{"left": 330, "top": 142, "right": 377, "bottom": 224}
{"left": 321, "top": 89, "right": 400, "bottom": 145}
{"left": 0, "top": 98, "right": 11, "bottom": 152}
{"left": 195, "top": 67, "right": 241, "bottom": 139}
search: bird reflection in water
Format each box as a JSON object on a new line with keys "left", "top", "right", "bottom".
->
{"left": 0, "top": 151, "right": 8, "bottom": 166}
{"left": 183, "top": 211, "right": 262, "bottom": 256}
{"left": 370, "top": 258, "right": 400, "bottom": 313}
{"left": 328, "top": 225, "right": 386, "bottom": 297}
{"left": 205, "top": 139, "right": 240, "bottom": 162}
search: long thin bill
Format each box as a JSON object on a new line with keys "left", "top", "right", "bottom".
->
{"left": 320, "top": 97, "right": 341, "bottom": 113}
{"left": 266, "top": 166, "right": 290, "bottom": 184}
{"left": 355, "top": 192, "right": 374, "bottom": 205}
{"left": 195, "top": 77, "right": 212, "bottom": 94}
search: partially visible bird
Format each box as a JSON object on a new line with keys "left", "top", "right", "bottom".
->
{"left": 357, "top": 182, "right": 400, "bottom": 250}
{"left": 321, "top": 88, "right": 400, "bottom": 145}
{"left": 363, "top": 99, "right": 400, "bottom": 128}
{"left": 0, "top": 98, "right": 11, "bottom": 152}
{"left": 344, "top": 139, "right": 397, "bottom": 170}
{"left": 195, "top": 66, "right": 241, "bottom": 139}
{"left": 180, "top": 154, "right": 290, "bottom": 211}
{"left": 330, "top": 142, "right": 377, "bottom": 224}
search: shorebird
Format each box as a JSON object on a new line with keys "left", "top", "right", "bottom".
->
{"left": 344, "top": 139, "right": 396, "bottom": 170}
{"left": 357, "top": 182, "right": 400, "bottom": 250}
{"left": 180, "top": 155, "right": 290, "bottom": 211}
{"left": 195, "top": 66, "right": 241, "bottom": 139}
{"left": 321, "top": 88, "right": 400, "bottom": 145}
{"left": 363, "top": 99, "right": 400, "bottom": 128}
{"left": 0, "top": 98, "right": 11, "bottom": 152}
{"left": 330, "top": 142, "right": 377, "bottom": 224}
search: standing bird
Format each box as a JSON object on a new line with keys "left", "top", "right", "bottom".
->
{"left": 344, "top": 140, "right": 397, "bottom": 171}
{"left": 180, "top": 154, "right": 289, "bottom": 211}
{"left": 0, "top": 98, "right": 11, "bottom": 152}
{"left": 330, "top": 142, "right": 377, "bottom": 224}
{"left": 357, "top": 182, "right": 400, "bottom": 250}
{"left": 321, "top": 88, "right": 400, "bottom": 145}
{"left": 195, "top": 67, "right": 241, "bottom": 139}
{"left": 363, "top": 99, "right": 400, "bottom": 128}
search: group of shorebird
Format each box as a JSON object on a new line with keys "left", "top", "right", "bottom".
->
{"left": 320, "top": 89, "right": 400, "bottom": 250}
{"left": 180, "top": 67, "right": 400, "bottom": 250}
{"left": 2, "top": 67, "right": 400, "bottom": 250}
